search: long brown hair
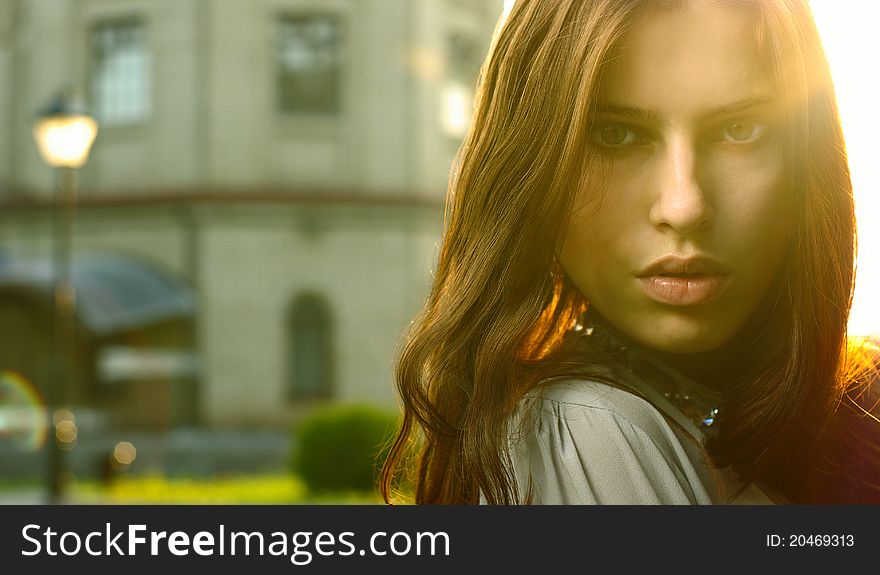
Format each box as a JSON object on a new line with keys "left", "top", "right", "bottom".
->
{"left": 381, "top": 0, "right": 880, "bottom": 504}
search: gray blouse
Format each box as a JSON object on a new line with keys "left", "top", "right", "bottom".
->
{"left": 486, "top": 315, "right": 784, "bottom": 505}
{"left": 504, "top": 378, "right": 778, "bottom": 504}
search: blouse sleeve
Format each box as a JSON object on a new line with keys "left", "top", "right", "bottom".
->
{"left": 509, "top": 392, "right": 701, "bottom": 505}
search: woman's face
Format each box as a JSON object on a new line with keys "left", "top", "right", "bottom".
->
{"left": 560, "top": 1, "right": 793, "bottom": 354}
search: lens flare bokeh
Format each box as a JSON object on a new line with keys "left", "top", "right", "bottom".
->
{"left": 0, "top": 370, "right": 48, "bottom": 451}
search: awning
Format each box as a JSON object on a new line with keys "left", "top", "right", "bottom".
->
{"left": 0, "top": 253, "right": 197, "bottom": 336}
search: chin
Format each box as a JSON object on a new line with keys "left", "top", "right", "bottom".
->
{"left": 636, "top": 315, "right": 737, "bottom": 355}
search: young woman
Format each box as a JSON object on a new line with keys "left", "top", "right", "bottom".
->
{"left": 381, "top": 0, "right": 880, "bottom": 504}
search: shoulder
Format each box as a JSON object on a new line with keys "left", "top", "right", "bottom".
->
{"left": 507, "top": 378, "right": 714, "bottom": 504}
{"left": 521, "top": 378, "right": 682, "bottom": 450}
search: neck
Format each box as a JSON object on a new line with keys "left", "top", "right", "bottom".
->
{"left": 642, "top": 339, "right": 748, "bottom": 391}
{"left": 588, "top": 310, "right": 749, "bottom": 392}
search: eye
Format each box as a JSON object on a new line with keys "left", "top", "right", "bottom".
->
{"left": 590, "top": 123, "right": 648, "bottom": 149}
{"left": 720, "top": 120, "right": 767, "bottom": 144}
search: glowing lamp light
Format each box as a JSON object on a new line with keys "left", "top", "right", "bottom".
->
{"left": 32, "top": 93, "right": 98, "bottom": 169}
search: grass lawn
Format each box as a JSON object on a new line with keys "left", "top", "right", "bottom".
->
{"left": 68, "top": 474, "right": 384, "bottom": 505}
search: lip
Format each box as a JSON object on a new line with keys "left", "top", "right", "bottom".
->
{"left": 636, "top": 255, "right": 732, "bottom": 307}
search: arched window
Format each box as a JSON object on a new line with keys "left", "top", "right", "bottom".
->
{"left": 287, "top": 293, "right": 333, "bottom": 400}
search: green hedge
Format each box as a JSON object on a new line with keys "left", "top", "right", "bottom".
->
{"left": 290, "top": 403, "right": 399, "bottom": 493}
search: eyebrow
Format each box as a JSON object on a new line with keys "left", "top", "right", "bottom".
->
{"left": 595, "top": 95, "right": 778, "bottom": 123}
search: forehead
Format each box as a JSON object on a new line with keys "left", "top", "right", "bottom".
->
{"left": 601, "top": 2, "right": 773, "bottom": 117}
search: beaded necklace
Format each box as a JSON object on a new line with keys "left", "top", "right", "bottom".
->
{"left": 571, "top": 310, "right": 724, "bottom": 440}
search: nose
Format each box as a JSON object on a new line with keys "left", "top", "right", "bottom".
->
{"left": 648, "top": 137, "right": 713, "bottom": 235}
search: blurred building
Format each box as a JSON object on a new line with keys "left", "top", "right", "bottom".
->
{"left": 0, "top": 0, "right": 502, "bottom": 428}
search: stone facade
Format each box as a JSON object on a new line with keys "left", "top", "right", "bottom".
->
{"left": 0, "top": 0, "right": 503, "bottom": 427}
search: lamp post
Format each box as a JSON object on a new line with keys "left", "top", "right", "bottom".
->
{"left": 32, "top": 91, "right": 98, "bottom": 504}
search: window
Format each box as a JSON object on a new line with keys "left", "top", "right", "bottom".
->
{"left": 277, "top": 14, "right": 343, "bottom": 115}
{"left": 287, "top": 294, "right": 333, "bottom": 400}
{"left": 443, "top": 32, "right": 484, "bottom": 137}
{"left": 90, "top": 20, "right": 151, "bottom": 125}
{"left": 447, "top": 32, "right": 483, "bottom": 90}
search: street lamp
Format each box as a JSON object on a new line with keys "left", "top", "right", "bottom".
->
{"left": 33, "top": 93, "right": 98, "bottom": 169}
{"left": 32, "top": 90, "right": 98, "bottom": 504}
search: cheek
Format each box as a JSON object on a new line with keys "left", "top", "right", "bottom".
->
{"left": 710, "top": 151, "right": 792, "bottom": 244}
{"left": 560, "top": 192, "right": 636, "bottom": 300}
{"left": 566, "top": 168, "right": 643, "bottom": 247}
{"left": 560, "top": 208, "right": 605, "bottom": 292}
